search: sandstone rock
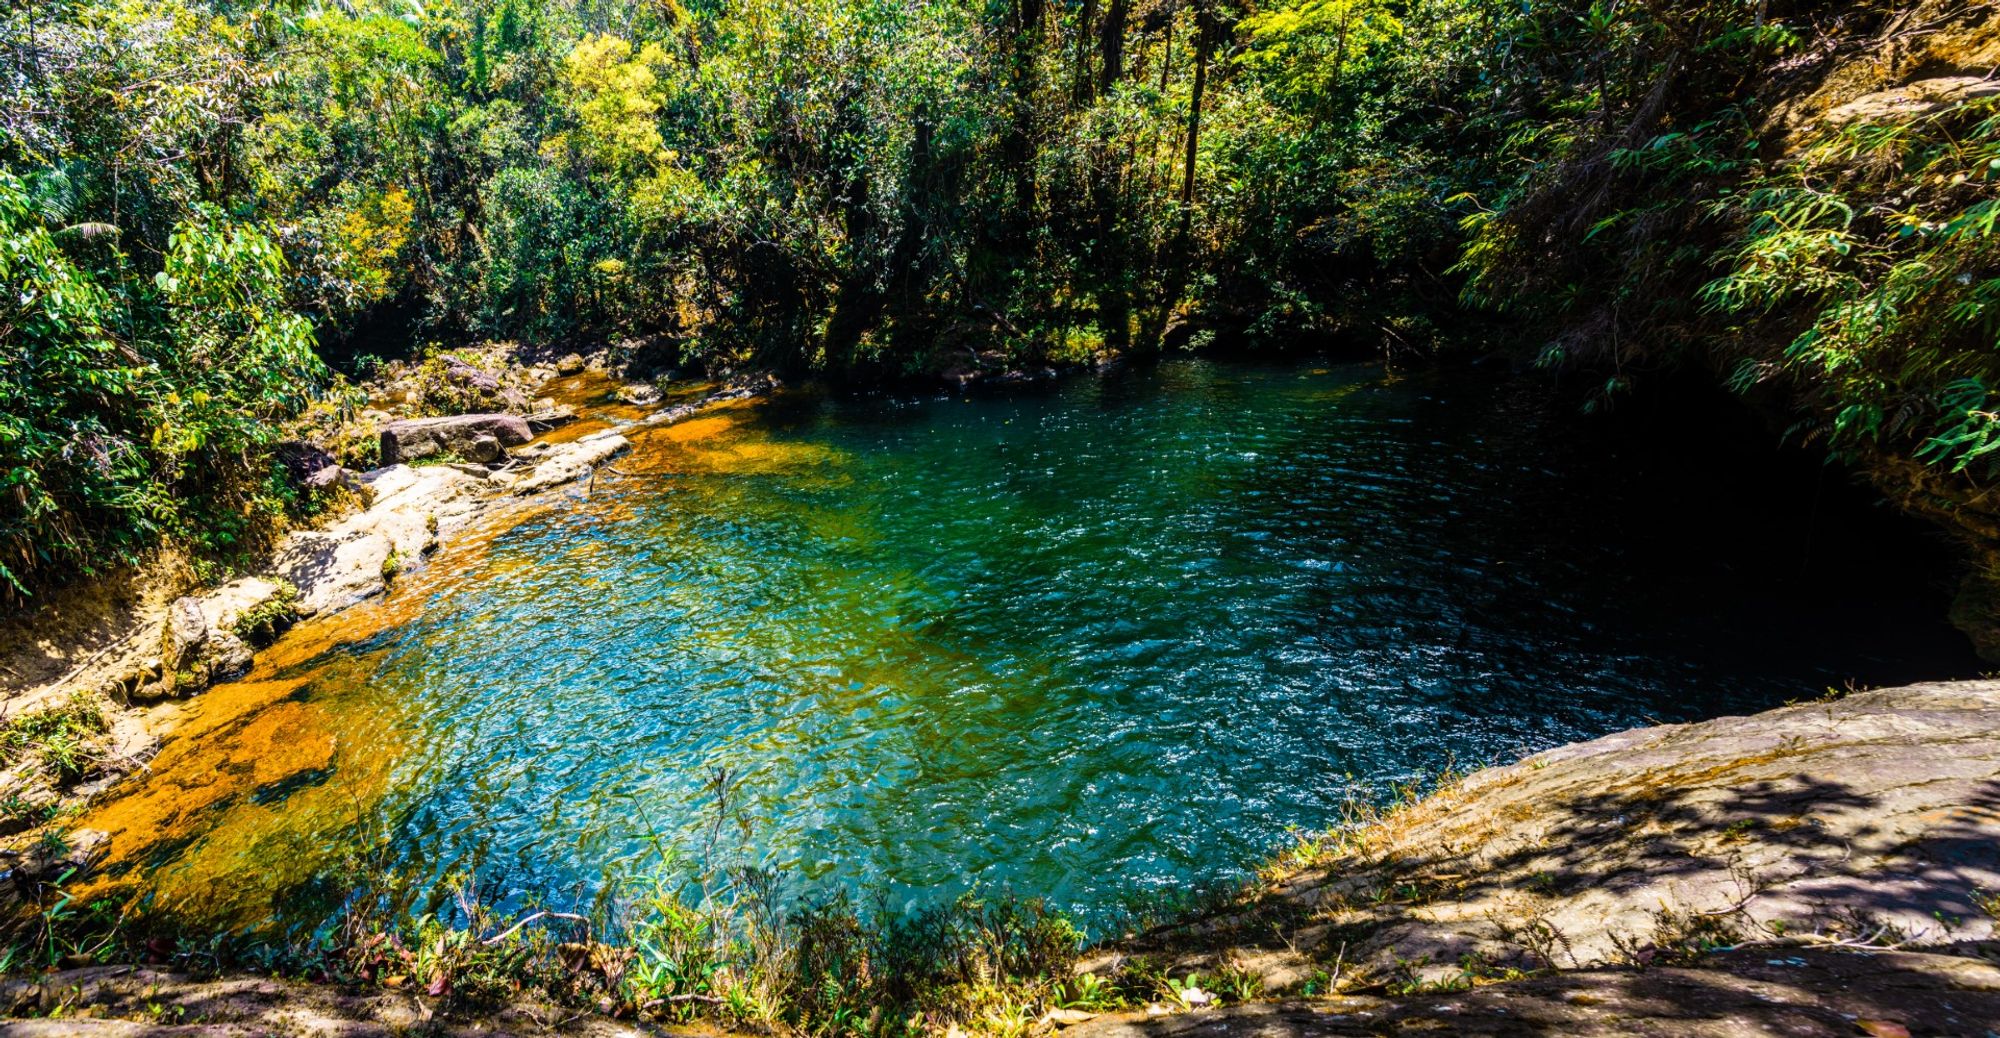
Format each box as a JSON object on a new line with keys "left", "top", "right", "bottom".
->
{"left": 1823, "top": 76, "right": 2000, "bottom": 129}
{"left": 379, "top": 414, "right": 531, "bottom": 465}
{"left": 301, "top": 465, "right": 349, "bottom": 491}
{"left": 1067, "top": 949, "right": 2000, "bottom": 1038}
{"left": 556, "top": 353, "right": 587, "bottom": 375}
{"left": 616, "top": 382, "right": 661, "bottom": 405}
{"left": 445, "top": 356, "right": 501, "bottom": 393}
{"left": 200, "top": 577, "right": 297, "bottom": 647}
{"left": 527, "top": 404, "right": 579, "bottom": 432}
{"left": 1105, "top": 682, "right": 2000, "bottom": 991}
{"left": 144, "top": 582, "right": 288, "bottom": 697}
{"left": 272, "top": 530, "right": 394, "bottom": 615}
{"left": 464, "top": 433, "right": 504, "bottom": 464}
{"left": 492, "top": 433, "right": 630, "bottom": 495}
{"left": 273, "top": 440, "right": 337, "bottom": 486}
{"left": 161, "top": 597, "right": 207, "bottom": 670}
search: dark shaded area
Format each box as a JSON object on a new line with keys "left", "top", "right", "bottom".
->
{"left": 1071, "top": 949, "right": 2000, "bottom": 1037}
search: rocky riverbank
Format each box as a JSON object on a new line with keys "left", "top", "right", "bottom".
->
{"left": 0, "top": 359, "right": 771, "bottom": 870}
{"left": 1069, "top": 680, "right": 2000, "bottom": 1035}
{"left": 5, "top": 680, "right": 1996, "bottom": 1035}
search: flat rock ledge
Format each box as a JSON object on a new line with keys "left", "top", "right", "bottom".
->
{"left": 78, "top": 431, "right": 631, "bottom": 708}
{"left": 1076, "top": 680, "right": 2000, "bottom": 1036}
{"left": 275, "top": 431, "right": 632, "bottom": 618}
{"left": 1067, "top": 948, "right": 2000, "bottom": 1038}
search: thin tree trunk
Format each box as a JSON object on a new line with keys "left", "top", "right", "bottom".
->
{"left": 1178, "top": 4, "right": 1210, "bottom": 209}
{"left": 1073, "top": 0, "right": 1099, "bottom": 103}
{"left": 1092, "top": 0, "right": 1134, "bottom": 349}
{"left": 1154, "top": 0, "right": 1213, "bottom": 346}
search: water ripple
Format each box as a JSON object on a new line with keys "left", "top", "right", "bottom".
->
{"left": 104, "top": 359, "right": 1982, "bottom": 933}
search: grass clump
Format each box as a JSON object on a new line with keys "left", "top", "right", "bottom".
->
{"left": 0, "top": 694, "right": 111, "bottom": 785}
{"left": 227, "top": 580, "right": 299, "bottom": 647}
{"left": 0, "top": 848, "right": 1094, "bottom": 1036}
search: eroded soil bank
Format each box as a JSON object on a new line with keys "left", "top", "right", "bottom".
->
{"left": 9, "top": 680, "right": 1998, "bottom": 1035}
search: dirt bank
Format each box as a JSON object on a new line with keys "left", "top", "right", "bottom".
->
{"left": 0, "top": 965, "right": 659, "bottom": 1036}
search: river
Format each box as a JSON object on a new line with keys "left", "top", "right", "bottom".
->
{"left": 82, "top": 358, "right": 1983, "bottom": 935}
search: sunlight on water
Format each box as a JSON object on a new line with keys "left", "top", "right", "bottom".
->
{"left": 84, "top": 359, "right": 1980, "bottom": 933}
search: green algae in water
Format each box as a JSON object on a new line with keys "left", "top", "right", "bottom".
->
{"left": 93, "top": 359, "right": 1981, "bottom": 933}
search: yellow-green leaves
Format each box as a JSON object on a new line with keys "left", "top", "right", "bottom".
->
{"left": 554, "top": 34, "right": 676, "bottom": 179}
{"left": 1237, "top": 0, "right": 1403, "bottom": 109}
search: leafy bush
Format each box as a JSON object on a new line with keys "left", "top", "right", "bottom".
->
{"left": 0, "top": 171, "right": 326, "bottom": 605}
{"left": 0, "top": 172, "right": 152, "bottom": 598}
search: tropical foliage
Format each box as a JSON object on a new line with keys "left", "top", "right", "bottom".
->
{"left": 5, "top": 0, "right": 1998, "bottom": 601}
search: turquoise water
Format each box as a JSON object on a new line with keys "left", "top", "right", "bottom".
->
{"left": 103, "top": 359, "right": 1980, "bottom": 931}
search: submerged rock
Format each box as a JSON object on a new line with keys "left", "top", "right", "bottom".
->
{"left": 527, "top": 403, "right": 579, "bottom": 432}
{"left": 615, "top": 382, "right": 661, "bottom": 405}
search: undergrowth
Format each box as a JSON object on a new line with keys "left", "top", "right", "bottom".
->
{"left": 0, "top": 762, "right": 1497, "bottom": 1031}
{"left": 0, "top": 777, "right": 1475, "bottom": 1033}
{"left": 0, "top": 694, "right": 111, "bottom": 786}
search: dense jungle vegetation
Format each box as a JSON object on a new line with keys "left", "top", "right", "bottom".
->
{"left": 3, "top": 0, "right": 1999, "bottom": 605}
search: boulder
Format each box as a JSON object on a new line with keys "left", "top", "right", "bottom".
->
{"left": 464, "top": 434, "right": 504, "bottom": 464}
{"left": 527, "top": 402, "right": 578, "bottom": 432}
{"left": 201, "top": 576, "right": 298, "bottom": 648}
{"left": 270, "top": 464, "right": 490, "bottom": 615}
{"left": 273, "top": 440, "right": 337, "bottom": 486}
{"left": 272, "top": 530, "right": 395, "bottom": 615}
{"left": 493, "top": 433, "right": 630, "bottom": 494}
{"left": 161, "top": 597, "right": 207, "bottom": 668}
{"left": 616, "top": 382, "right": 661, "bottom": 405}
{"left": 445, "top": 357, "right": 501, "bottom": 393}
{"left": 379, "top": 414, "right": 531, "bottom": 466}
{"left": 146, "top": 587, "right": 268, "bottom": 699}
{"left": 301, "top": 464, "right": 354, "bottom": 492}
{"left": 555, "top": 353, "right": 587, "bottom": 375}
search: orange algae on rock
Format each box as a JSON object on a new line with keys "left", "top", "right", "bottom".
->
{"left": 72, "top": 498, "right": 561, "bottom": 925}
{"left": 69, "top": 385, "right": 779, "bottom": 927}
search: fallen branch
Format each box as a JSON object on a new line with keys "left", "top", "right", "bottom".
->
{"left": 642, "top": 993, "right": 728, "bottom": 1008}
{"left": 482, "top": 911, "right": 591, "bottom": 946}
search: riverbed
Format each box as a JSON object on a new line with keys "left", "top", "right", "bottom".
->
{"left": 81, "top": 358, "right": 1983, "bottom": 935}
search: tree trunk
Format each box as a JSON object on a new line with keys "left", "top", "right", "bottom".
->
{"left": 1154, "top": 1, "right": 1214, "bottom": 347}
{"left": 1072, "top": 0, "right": 1099, "bottom": 104}
{"left": 1097, "top": 0, "right": 1129, "bottom": 99}
{"left": 1092, "top": 0, "right": 1135, "bottom": 349}
{"left": 1178, "top": 5, "right": 1210, "bottom": 211}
